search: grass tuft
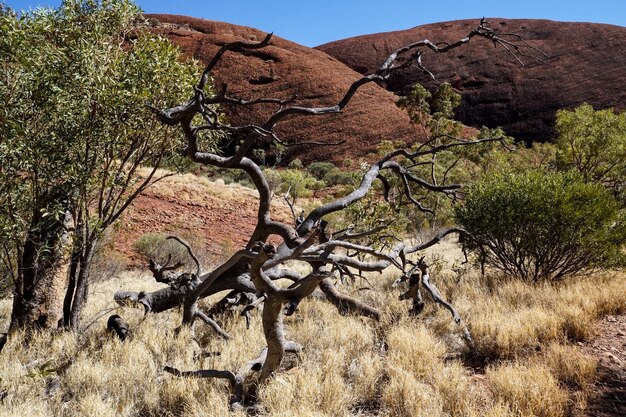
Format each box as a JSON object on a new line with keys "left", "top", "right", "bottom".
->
{"left": 486, "top": 362, "right": 568, "bottom": 417}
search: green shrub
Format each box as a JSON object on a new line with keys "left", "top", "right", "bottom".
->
{"left": 288, "top": 158, "right": 303, "bottom": 169}
{"left": 307, "top": 162, "right": 336, "bottom": 180}
{"left": 134, "top": 233, "right": 194, "bottom": 269}
{"left": 216, "top": 168, "right": 253, "bottom": 187}
{"left": 264, "top": 168, "right": 325, "bottom": 198}
{"left": 322, "top": 168, "right": 355, "bottom": 186}
{"left": 455, "top": 171, "right": 626, "bottom": 281}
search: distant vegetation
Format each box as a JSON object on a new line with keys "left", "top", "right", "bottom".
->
{"left": 455, "top": 104, "right": 626, "bottom": 281}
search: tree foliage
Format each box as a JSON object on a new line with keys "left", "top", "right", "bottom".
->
{"left": 397, "top": 82, "right": 462, "bottom": 136}
{"left": 555, "top": 103, "right": 626, "bottom": 200}
{"left": 0, "top": 0, "right": 207, "bottom": 328}
{"left": 391, "top": 83, "right": 516, "bottom": 230}
{"left": 455, "top": 170, "right": 626, "bottom": 281}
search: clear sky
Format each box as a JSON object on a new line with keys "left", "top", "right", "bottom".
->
{"left": 3, "top": 0, "right": 625, "bottom": 46}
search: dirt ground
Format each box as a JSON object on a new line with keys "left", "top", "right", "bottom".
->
{"left": 113, "top": 175, "right": 294, "bottom": 267}
{"left": 581, "top": 314, "right": 626, "bottom": 417}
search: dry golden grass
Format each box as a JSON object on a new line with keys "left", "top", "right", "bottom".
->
{"left": 382, "top": 324, "right": 472, "bottom": 417}
{"left": 460, "top": 272, "right": 626, "bottom": 359}
{"left": 486, "top": 362, "right": 568, "bottom": 417}
{"left": 153, "top": 172, "right": 260, "bottom": 204}
{"left": 0, "top": 238, "right": 623, "bottom": 416}
{"left": 536, "top": 343, "right": 598, "bottom": 388}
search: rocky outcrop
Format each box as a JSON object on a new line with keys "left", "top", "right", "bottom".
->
{"left": 144, "top": 14, "right": 425, "bottom": 164}
{"left": 317, "top": 19, "right": 626, "bottom": 142}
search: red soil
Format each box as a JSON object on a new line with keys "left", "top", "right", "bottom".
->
{"left": 113, "top": 176, "right": 293, "bottom": 267}
{"left": 580, "top": 314, "right": 626, "bottom": 416}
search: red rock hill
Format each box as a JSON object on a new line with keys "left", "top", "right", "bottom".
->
{"left": 317, "top": 19, "right": 626, "bottom": 142}
{"left": 144, "top": 14, "right": 425, "bottom": 164}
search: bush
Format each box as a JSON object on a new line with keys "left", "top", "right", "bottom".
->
{"left": 455, "top": 170, "right": 626, "bottom": 281}
{"left": 307, "top": 162, "right": 336, "bottom": 180}
{"left": 288, "top": 158, "right": 303, "bottom": 169}
{"left": 134, "top": 233, "right": 194, "bottom": 269}
{"left": 322, "top": 168, "right": 355, "bottom": 186}
{"left": 264, "top": 168, "right": 325, "bottom": 198}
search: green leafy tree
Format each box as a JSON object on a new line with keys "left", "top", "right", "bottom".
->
{"left": 455, "top": 170, "right": 626, "bottom": 281}
{"left": 396, "top": 83, "right": 431, "bottom": 124}
{"left": 393, "top": 83, "right": 513, "bottom": 230}
{"left": 398, "top": 82, "right": 463, "bottom": 138}
{"left": 0, "top": 0, "right": 210, "bottom": 330}
{"left": 555, "top": 103, "right": 626, "bottom": 200}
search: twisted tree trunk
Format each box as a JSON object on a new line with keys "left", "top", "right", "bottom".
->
{"left": 128, "top": 20, "right": 535, "bottom": 409}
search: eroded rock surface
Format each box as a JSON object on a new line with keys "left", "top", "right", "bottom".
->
{"left": 145, "top": 14, "right": 425, "bottom": 164}
{"left": 317, "top": 19, "right": 626, "bottom": 142}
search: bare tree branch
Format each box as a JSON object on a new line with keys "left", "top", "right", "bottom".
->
{"left": 121, "top": 19, "right": 538, "bottom": 407}
{"left": 166, "top": 235, "right": 202, "bottom": 277}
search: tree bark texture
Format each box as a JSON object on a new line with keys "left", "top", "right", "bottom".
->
{"left": 10, "top": 209, "right": 74, "bottom": 330}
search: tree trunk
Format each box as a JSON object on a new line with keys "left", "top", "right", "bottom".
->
{"left": 258, "top": 296, "right": 286, "bottom": 383}
{"left": 66, "top": 238, "right": 97, "bottom": 330}
{"left": 61, "top": 250, "right": 81, "bottom": 328}
{"left": 10, "top": 210, "right": 74, "bottom": 330}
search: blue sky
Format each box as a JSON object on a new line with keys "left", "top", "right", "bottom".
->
{"left": 3, "top": 0, "right": 625, "bottom": 46}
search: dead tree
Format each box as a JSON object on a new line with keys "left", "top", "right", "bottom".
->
{"left": 115, "top": 19, "right": 535, "bottom": 408}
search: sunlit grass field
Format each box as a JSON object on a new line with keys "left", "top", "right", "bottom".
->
{"left": 1, "top": 238, "right": 623, "bottom": 416}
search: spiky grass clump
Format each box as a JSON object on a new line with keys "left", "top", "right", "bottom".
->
{"left": 538, "top": 343, "right": 598, "bottom": 388}
{"left": 464, "top": 272, "right": 625, "bottom": 359}
{"left": 486, "top": 362, "right": 568, "bottom": 417}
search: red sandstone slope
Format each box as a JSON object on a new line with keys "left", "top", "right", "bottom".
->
{"left": 317, "top": 19, "right": 626, "bottom": 142}
{"left": 115, "top": 174, "right": 294, "bottom": 267}
{"left": 144, "top": 14, "right": 424, "bottom": 164}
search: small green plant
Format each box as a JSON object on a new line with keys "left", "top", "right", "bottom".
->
{"left": 455, "top": 170, "right": 626, "bottom": 281}
{"left": 134, "top": 233, "right": 192, "bottom": 268}
{"left": 252, "top": 148, "right": 267, "bottom": 166}
{"left": 26, "top": 360, "right": 59, "bottom": 379}
{"left": 265, "top": 168, "right": 325, "bottom": 198}
{"left": 287, "top": 158, "right": 303, "bottom": 169}
{"left": 307, "top": 162, "right": 336, "bottom": 180}
{"left": 322, "top": 169, "right": 355, "bottom": 186}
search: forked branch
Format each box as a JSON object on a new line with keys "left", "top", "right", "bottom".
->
{"left": 128, "top": 18, "right": 538, "bottom": 409}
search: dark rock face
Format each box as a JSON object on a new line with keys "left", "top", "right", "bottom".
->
{"left": 144, "top": 14, "right": 425, "bottom": 164}
{"left": 317, "top": 19, "right": 626, "bottom": 142}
